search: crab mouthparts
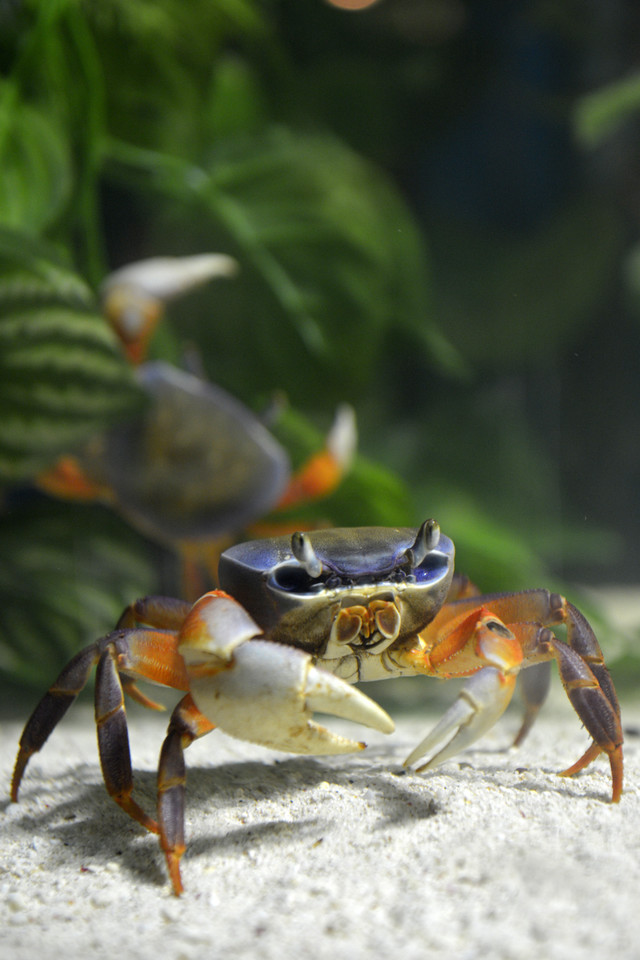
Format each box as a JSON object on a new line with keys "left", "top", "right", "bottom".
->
{"left": 331, "top": 599, "right": 402, "bottom": 651}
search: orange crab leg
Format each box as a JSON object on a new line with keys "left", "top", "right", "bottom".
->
{"left": 157, "top": 693, "right": 216, "bottom": 896}
{"left": 115, "top": 596, "right": 195, "bottom": 704}
{"left": 493, "top": 596, "right": 623, "bottom": 800}
{"left": 36, "top": 455, "right": 113, "bottom": 502}
{"left": 265, "top": 404, "right": 356, "bottom": 516}
{"left": 560, "top": 741, "right": 603, "bottom": 778}
{"left": 116, "top": 596, "right": 194, "bottom": 632}
{"left": 444, "top": 572, "right": 481, "bottom": 602}
{"left": 276, "top": 450, "right": 344, "bottom": 510}
{"left": 11, "top": 598, "right": 195, "bottom": 813}
{"left": 112, "top": 629, "right": 189, "bottom": 692}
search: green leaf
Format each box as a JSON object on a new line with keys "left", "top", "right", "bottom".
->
{"left": 0, "top": 229, "right": 145, "bottom": 482}
{"left": 574, "top": 72, "right": 640, "bottom": 148}
{"left": 0, "top": 82, "right": 72, "bottom": 234}
{"left": 205, "top": 128, "right": 434, "bottom": 362}
{"left": 204, "top": 54, "right": 268, "bottom": 142}
{"left": 429, "top": 197, "right": 624, "bottom": 367}
{"left": 115, "top": 127, "right": 454, "bottom": 405}
{"left": 0, "top": 501, "right": 156, "bottom": 687}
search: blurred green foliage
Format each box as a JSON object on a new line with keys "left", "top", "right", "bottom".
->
{"left": 0, "top": 0, "right": 637, "bottom": 688}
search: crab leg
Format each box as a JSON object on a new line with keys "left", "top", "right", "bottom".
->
{"left": 11, "top": 643, "right": 100, "bottom": 801}
{"left": 93, "top": 626, "right": 192, "bottom": 830}
{"left": 95, "top": 645, "right": 159, "bottom": 833}
{"left": 248, "top": 405, "right": 357, "bottom": 540}
{"left": 548, "top": 632, "right": 623, "bottom": 802}
{"left": 513, "top": 662, "right": 552, "bottom": 747}
{"left": 115, "top": 595, "right": 194, "bottom": 631}
{"left": 157, "top": 694, "right": 215, "bottom": 896}
{"left": 11, "top": 611, "right": 190, "bottom": 811}
{"left": 493, "top": 594, "right": 623, "bottom": 800}
{"left": 274, "top": 404, "right": 356, "bottom": 512}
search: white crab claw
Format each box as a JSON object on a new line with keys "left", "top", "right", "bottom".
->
{"left": 188, "top": 639, "right": 394, "bottom": 756}
{"left": 404, "top": 667, "right": 517, "bottom": 771}
{"left": 101, "top": 254, "right": 239, "bottom": 344}
{"left": 102, "top": 254, "right": 238, "bottom": 304}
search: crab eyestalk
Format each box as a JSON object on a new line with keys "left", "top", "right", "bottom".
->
{"left": 403, "top": 519, "right": 440, "bottom": 569}
{"left": 291, "top": 531, "right": 323, "bottom": 578}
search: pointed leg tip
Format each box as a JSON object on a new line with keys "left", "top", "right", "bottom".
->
{"left": 511, "top": 706, "right": 541, "bottom": 749}
{"left": 558, "top": 740, "right": 623, "bottom": 803}
{"left": 610, "top": 746, "right": 623, "bottom": 804}
{"left": 166, "top": 850, "right": 185, "bottom": 896}
{"left": 10, "top": 750, "right": 31, "bottom": 802}
{"left": 404, "top": 751, "right": 437, "bottom": 774}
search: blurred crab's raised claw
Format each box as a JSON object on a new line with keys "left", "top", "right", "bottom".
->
{"left": 275, "top": 403, "right": 357, "bottom": 512}
{"left": 179, "top": 592, "right": 394, "bottom": 755}
{"left": 102, "top": 253, "right": 239, "bottom": 364}
{"left": 404, "top": 666, "right": 518, "bottom": 772}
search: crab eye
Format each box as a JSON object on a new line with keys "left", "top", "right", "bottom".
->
{"left": 485, "top": 620, "right": 512, "bottom": 637}
{"left": 272, "top": 563, "right": 318, "bottom": 593}
{"left": 411, "top": 552, "right": 449, "bottom": 584}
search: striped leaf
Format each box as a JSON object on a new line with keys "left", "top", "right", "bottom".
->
{"left": 0, "top": 501, "right": 155, "bottom": 687}
{"left": 0, "top": 230, "right": 145, "bottom": 482}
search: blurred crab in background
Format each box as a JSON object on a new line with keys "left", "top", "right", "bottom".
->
{"left": 37, "top": 253, "right": 357, "bottom": 594}
{"left": 11, "top": 520, "right": 623, "bottom": 895}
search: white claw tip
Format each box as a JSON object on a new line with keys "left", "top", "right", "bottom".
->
{"left": 327, "top": 404, "right": 357, "bottom": 471}
{"left": 305, "top": 666, "right": 395, "bottom": 735}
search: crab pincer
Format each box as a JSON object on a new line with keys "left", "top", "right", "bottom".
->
{"left": 178, "top": 591, "right": 395, "bottom": 754}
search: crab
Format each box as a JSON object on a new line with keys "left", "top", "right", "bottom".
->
{"left": 11, "top": 521, "right": 623, "bottom": 895}
{"left": 37, "top": 252, "right": 358, "bottom": 597}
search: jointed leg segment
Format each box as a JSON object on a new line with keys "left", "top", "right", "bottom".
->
{"left": 157, "top": 694, "right": 215, "bottom": 895}
{"left": 95, "top": 644, "right": 159, "bottom": 833}
{"left": 11, "top": 643, "right": 100, "bottom": 802}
